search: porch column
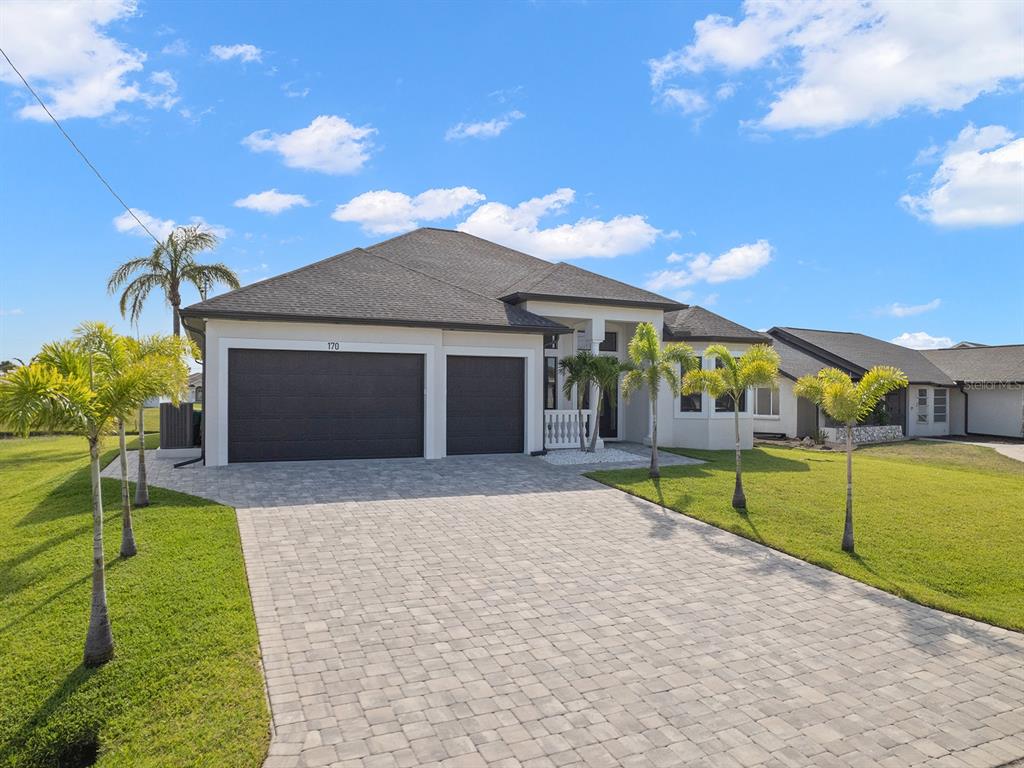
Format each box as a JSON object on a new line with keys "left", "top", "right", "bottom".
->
{"left": 589, "top": 318, "right": 605, "bottom": 450}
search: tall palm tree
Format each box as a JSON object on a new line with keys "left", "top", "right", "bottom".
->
{"left": 587, "top": 355, "right": 627, "bottom": 453}
{"left": 107, "top": 225, "right": 240, "bottom": 336}
{"left": 621, "top": 322, "right": 698, "bottom": 478}
{"left": 559, "top": 351, "right": 596, "bottom": 451}
{"left": 684, "top": 344, "right": 780, "bottom": 510}
{"left": 0, "top": 324, "right": 170, "bottom": 665}
{"left": 793, "top": 366, "right": 908, "bottom": 553}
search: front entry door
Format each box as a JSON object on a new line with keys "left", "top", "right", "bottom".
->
{"left": 598, "top": 379, "right": 618, "bottom": 438}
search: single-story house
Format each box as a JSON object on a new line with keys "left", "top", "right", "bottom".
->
{"left": 179, "top": 228, "right": 770, "bottom": 465}
{"left": 923, "top": 344, "right": 1024, "bottom": 438}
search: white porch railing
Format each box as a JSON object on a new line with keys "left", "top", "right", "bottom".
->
{"left": 544, "top": 409, "right": 594, "bottom": 449}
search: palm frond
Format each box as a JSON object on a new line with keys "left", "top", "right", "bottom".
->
{"left": 106, "top": 257, "right": 160, "bottom": 293}
{"left": 182, "top": 262, "right": 241, "bottom": 295}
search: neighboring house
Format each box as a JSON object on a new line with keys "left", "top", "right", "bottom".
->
{"left": 181, "top": 228, "right": 729, "bottom": 465}
{"left": 923, "top": 345, "right": 1024, "bottom": 438}
{"left": 188, "top": 371, "right": 203, "bottom": 405}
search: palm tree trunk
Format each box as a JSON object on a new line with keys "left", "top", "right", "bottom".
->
{"left": 118, "top": 419, "right": 137, "bottom": 558}
{"left": 172, "top": 302, "right": 181, "bottom": 337}
{"left": 84, "top": 436, "right": 115, "bottom": 666}
{"left": 577, "top": 389, "right": 586, "bottom": 452}
{"left": 649, "top": 396, "right": 660, "bottom": 479}
{"left": 588, "top": 396, "right": 601, "bottom": 453}
{"left": 134, "top": 406, "right": 150, "bottom": 507}
{"left": 842, "top": 424, "right": 855, "bottom": 553}
{"left": 732, "top": 397, "right": 746, "bottom": 509}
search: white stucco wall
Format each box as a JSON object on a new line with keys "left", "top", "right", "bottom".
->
{"left": 201, "top": 318, "right": 544, "bottom": 465}
{"left": 668, "top": 343, "right": 755, "bottom": 451}
{"left": 966, "top": 385, "right": 1024, "bottom": 438}
{"left": 752, "top": 378, "right": 798, "bottom": 438}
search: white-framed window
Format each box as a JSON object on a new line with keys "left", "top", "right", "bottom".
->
{"left": 933, "top": 388, "right": 947, "bottom": 423}
{"left": 680, "top": 356, "right": 703, "bottom": 413}
{"left": 917, "top": 388, "right": 929, "bottom": 423}
{"left": 753, "top": 386, "right": 780, "bottom": 416}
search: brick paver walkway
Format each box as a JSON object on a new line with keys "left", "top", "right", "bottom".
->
{"left": 107, "top": 452, "right": 1024, "bottom": 768}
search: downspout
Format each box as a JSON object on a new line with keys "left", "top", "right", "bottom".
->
{"left": 959, "top": 382, "right": 969, "bottom": 435}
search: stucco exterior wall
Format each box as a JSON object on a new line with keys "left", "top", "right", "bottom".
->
{"left": 667, "top": 343, "right": 755, "bottom": 451}
{"left": 753, "top": 378, "right": 798, "bottom": 438}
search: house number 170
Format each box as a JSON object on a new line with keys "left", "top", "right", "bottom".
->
{"left": 327, "top": 342, "right": 340, "bottom": 350}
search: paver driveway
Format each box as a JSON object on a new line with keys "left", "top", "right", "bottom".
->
{"left": 109, "top": 453, "right": 1024, "bottom": 768}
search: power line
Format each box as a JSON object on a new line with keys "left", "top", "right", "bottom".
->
{"left": 0, "top": 45, "right": 164, "bottom": 248}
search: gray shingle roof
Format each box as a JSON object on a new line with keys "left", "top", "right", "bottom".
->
{"left": 182, "top": 228, "right": 680, "bottom": 332}
{"left": 181, "top": 247, "right": 567, "bottom": 334}
{"left": 770, "top": 336, "right": 831, "bottom": 381}
{"left": 663, "top": 306, "right": 767, "bottom": 344}
{"left": 770, "top": 327, "right": 955, "bottom": 385}
{"left": 923, "top": 345, "right": 1024, "bottom": 384}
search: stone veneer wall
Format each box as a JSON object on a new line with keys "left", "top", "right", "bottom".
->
{"left": 822, "top": 425, "right": 904, "bottom": 445}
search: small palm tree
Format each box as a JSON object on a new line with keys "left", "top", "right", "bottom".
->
{"left": 587, "top": 355, "right": 626, "bottom": 453}
{"left": 684, "top": 344, "right": 780, "bottom": 510}
{"left": 621, "top": 322, "right": 698, "bottom": 478}
{"left": 107, "top": 225, "right": 240, "bottom": 337}
{"left": 0, "top": 324, "right": 169, "bottom": 665}
{"left": 793, "top": 366, "right": 908, "bottom": 553}
{"left": 559, "top": 351, "right": 596, "bottom": 451}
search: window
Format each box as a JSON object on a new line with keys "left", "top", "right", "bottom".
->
{"left": 917, "top": 388, "right": 929, "bottom": 423}
{"left": 714, "top": 358, "right": 746, "bottom": 412}
{"left": 680, "top": 356, "right": 702, "bottom": 412}
{"left": 754, "top": 386, "right": 779, "bottom": 416}
{"left": 933, "top": 388, "right": 947, "bottom": 423}
{"left": 544, "top": 357, "right": 558, "bottom": 410}
{"left": 599, "top": 332, "right": 618, "bottom": 352}
{"left": 543, "top": 334, "right": 559, "bottom": 351}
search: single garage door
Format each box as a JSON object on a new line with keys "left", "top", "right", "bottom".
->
{"left": 228, "top": 348, "right": 423, "bottom": 463}
{"left": 446, "top": 355, "right": 524, "bottom": 455}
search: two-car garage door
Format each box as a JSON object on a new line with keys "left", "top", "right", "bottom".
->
{"left": 227, "top": 349, "right": 525, "bottom": 462}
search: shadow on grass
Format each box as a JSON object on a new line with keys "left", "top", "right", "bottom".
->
{"left": 661, "top": 447, "right": 814, "bottom": 474}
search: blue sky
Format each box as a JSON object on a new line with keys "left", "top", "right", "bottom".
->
{"left": 1, "top": 0, "right": 1022, "bottom": 364}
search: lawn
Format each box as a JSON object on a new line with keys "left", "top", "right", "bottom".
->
{"left": 588, "top": 440, "right": 1024, "bottom": 632}
{"left": 0, "top": 435, "right": 268, "bottom": 767}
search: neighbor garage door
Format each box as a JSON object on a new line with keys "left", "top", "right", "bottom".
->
{"left": 446, "top": 355, "right": 524, "bottom": 455}
{"left": 228, "top": 348, "right": 423, "bottom": 463}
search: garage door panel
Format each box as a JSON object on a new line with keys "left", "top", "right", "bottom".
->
{"left": 228, "top": 348, "right": 424, "bottom": 463}
{"left": 446, "top": 356, "right": 525, "bottom": 455}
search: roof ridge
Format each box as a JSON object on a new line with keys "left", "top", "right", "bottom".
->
{"left": 494, "top": 260, "right": 563, "bottom": 298}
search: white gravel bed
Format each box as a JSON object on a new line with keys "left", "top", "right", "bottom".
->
{"left": 539, "top": 447, "right": 647, "bottom": 465}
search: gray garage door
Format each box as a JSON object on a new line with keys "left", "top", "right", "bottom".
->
{"left": 228, "top": 348, "right": 423, "bottom": 463}
{"left": 446, "top": 355, "right": 524, "bottom": 455}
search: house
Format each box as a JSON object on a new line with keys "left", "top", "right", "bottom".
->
{"left": 187, "top": 371, "right": 203, "bottom": 405}
{"left": 923, "top": 344, "right": 1024, "bottom": 438}
{"left": 179, "top": 228, "right": 767, "bottom": 465}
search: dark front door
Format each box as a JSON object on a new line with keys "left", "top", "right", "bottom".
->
{"left": 886, "top": 389, "right": 907, "bottom": 435}
{"left": 227, "top": 348, "right": 424, "bottom": 463}
{"left": 446, "top": 355, "right": 525, "bottom": 455}
{"left": 598, "top": 380, "right": 618, "bottom": 438}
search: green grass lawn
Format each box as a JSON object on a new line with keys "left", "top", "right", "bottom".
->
{"left": 589, "top": 440, "right": 1024, "bottom": 632}
{"left": 0, "top": 435, "right": 268, "bottom": 767}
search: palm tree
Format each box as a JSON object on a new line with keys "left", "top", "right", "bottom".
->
{"left": 621, "top": 322, "right": 698, "bottom": 478}
{"left": 0, "top": 324, "right": 169, "bottom": 665}
{"left": 587, "top": 355, "right": 627, "bottom": 453}
{"left": 559, "top": 351, "right": 596, "bottom": 451}
{"left": 793, "top": 366, "right": 908, "bottom": 553}
{"left": 684, "top": 344, "right": 780, "bottom": 510}
{"left": 107, "top": 225, "right": 240, "bottom": 336}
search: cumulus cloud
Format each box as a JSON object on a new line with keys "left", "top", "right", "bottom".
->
{"left": 900, "top": 124, "right": 1024, "bottom": 227}
{"left": 891, "top": 331, "right": 954, "bottom": 350}
{"left": 161, "top": 39, "right": 189, "bottom": 56}
{"left": 243, "top": 115, "right": 376, "bottom": 174}
{"left": 457, "top": 188, "right": 660, "bottom": 261}
{"left": 445, "top": 110, "right": 525, "bottom": 141}
{"left": 234, "top": 189, "right": 311, "bottom": 215}
{"left": 877, "top": 298, "right": 941, "bottom": 318}
{"left": 649, "top": 0, "right": 1024, "bottom": 133}
{"left": 113, "top": 209, "right": 228, "bottom": 240}
{"left": 646, "top": 240, "right": 773, "bottom": 291}
{"left": 332, "top": 187, "right": 485, "bottom": 234}
{"left": 210, "top": 43, "right": 263, "bottom": 63}
{"left": 660, "top": 88, "right": 708, "bottom": 115}
{"left": 0, "top": 0, "right": 179, "bottom": 120}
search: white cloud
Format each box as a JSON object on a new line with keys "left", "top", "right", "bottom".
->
{"left": 715, "top": 82, "right": 736, "bottom": 101}
{"left": 161, "top": 39, "right": 189, "bottom": 56}
{"left": 877, "top": 298, "right": 941, "bottom": 318}
{"left": 660, "top": 88, "right": 708, "bottom": 115}
{"left": 243, "top": 115, "right": 376, "bottom": 175}
{"left": 0, "top": 0, "right": 179, "bottom": 120}
{"left": 649, "top": 1, "right": 1024, "bottom": 133}
{"left": 234, "top": 189, "right": 311, "bottom": 215}
{"left": 457, "top": 188, "right": 660, "bottom": 261}
{"left": 332, "top": 187, "right": 485, "bottom": 234}
{"left": 891, "top": 331, "right": 954, "bottom": 350}
{"left": 142, "top": 70, "right": 179, "bottom": 110}
{"left": 209, "top": 43, "right": 263, "bottom": 63}
{"left": 113, "top": 209, "right": 228, "bottom": 240}
{"left": 900, "top": 124, "right": 1024, "bottom": 227}
{"left": 445, "top": 110, "right": 525, "bottom": 141}
{"left": 646, "top": 240, "right": 773, "bottom": 291}
{"left": 0, "top": 308, "right": 25, "bottom": 317}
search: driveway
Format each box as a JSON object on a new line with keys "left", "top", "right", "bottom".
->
{"left": 108, "top": 452, "right": 1024, "bottom": 768}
